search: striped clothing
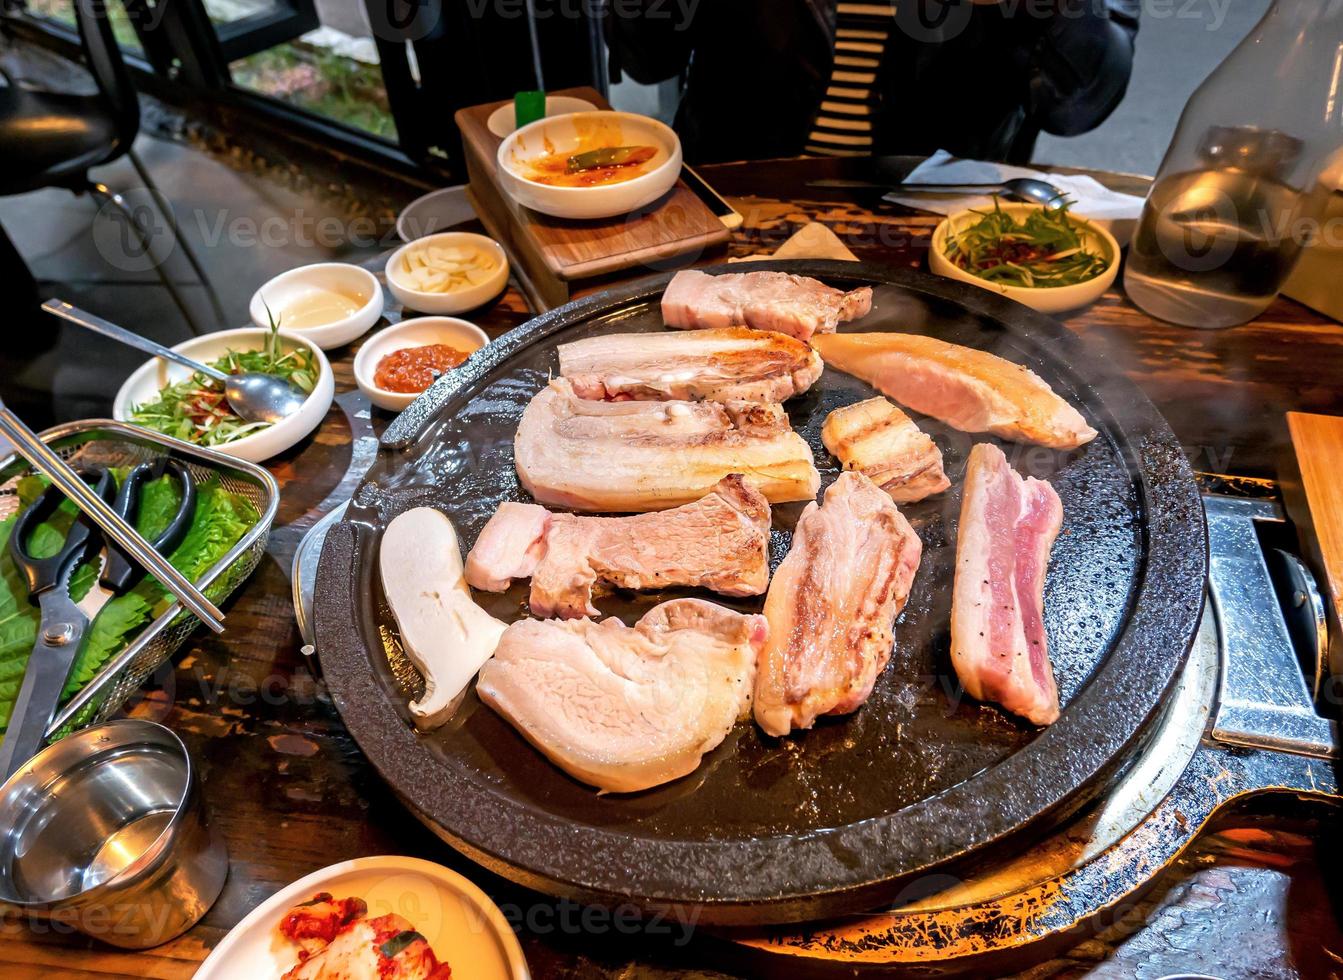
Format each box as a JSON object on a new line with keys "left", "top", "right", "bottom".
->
{"left": 805, "top": 2, "right": 895, "bottom": 157}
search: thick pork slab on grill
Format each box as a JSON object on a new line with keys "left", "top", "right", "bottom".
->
{"left": 662, "top": 269, "right": 872, "bottom": 342}
{"left": 514, "top": 379, "right": 820, "bottom": 511}
{"left": 821, "top": 397, "right": 950, "bottom": 504}
{"left": 950, "top": 443, "right": 1063, "bottom": 726}
{"left": 477, "top": 599, "right": 768, "bottom": 793}
{"left": 465, "top": 476, "right": 771, "bottom": 618}
{"left": 813, "top": 332, "right": 1098, "bottom": 450}
{"left": 754, "top": 472, "right": 923, "bottom": 737}
{"left": 557, "top": 327, "right": 823, "bottom": 403}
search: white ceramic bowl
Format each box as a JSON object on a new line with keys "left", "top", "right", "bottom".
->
{"left": 249, "top": 262, "right": 383, "bottom": 350}
{"left": 354, "top": 316, "right": 490, "bottom": 411}
{"left": 113, "top": 327, "right": 334, "bottom": 463}
{"left": 929, "top": 203, "right": 1121, "bottom": 314}
{"left": 496, "top": 110, "right": 682, "bottom": 220}
{"left": 194, "top": 855, "right": 528, "bottom": 980}
{"left": 385, "top": 232, "right": 510, "bottom": 315}
{"left": 486, "top": 94, "right": 598, "bottom": 138}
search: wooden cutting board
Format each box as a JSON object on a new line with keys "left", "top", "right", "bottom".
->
{"left": 455, "top": 87, "right": 730, "bottom": 310}
{"left": 1282, "top": 411, "right": 1343, "bottom": 688}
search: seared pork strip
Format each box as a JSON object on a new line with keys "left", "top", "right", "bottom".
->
{"left": 558, "top": 327, "right": 823, "bottom": 402}
{"left": 754, "top": 472, "right": 923, "bottom": 737}
{"left": 821, "top": 397, "right": 950, "bottom": 504}
{"left": 477, "top": 598, "right": 768, "bottom": 793}
{"left": 514, "top": 378, "right": 820, "bottom": 511}
{"left": 466, "top": 475, "right": 771, "bottom": 618}
{"left": 950, "top": 443, "right": 1063, "bottom": 726}
{"left": 813, "top": 332, "right": 1098, "bottom": 450}
{"left": 662, "top": 269, "right": 873, "bottom": 342}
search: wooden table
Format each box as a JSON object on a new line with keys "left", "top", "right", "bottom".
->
{"left": 2, "top": 157, "right": 1341, "bottom": 979}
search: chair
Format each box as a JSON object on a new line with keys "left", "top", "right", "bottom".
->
{"left": 0, "top": 0, "right": 223, "bottom": 335}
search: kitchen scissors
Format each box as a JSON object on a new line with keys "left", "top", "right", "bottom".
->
{"left": 0, "top": 459, "right": 196, "bottom": 780}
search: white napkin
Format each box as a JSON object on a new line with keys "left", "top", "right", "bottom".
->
{"left": 885, "top": 150, "right": 1146, "bottom": 243}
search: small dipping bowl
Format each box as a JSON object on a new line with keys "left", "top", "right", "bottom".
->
{"left": 354, "top": 316, "right": 489, "bottom": 411}
{"left": 0, "top": 720, "right": 227, "bottom": 949}
{"left": 250, "top": 262, "right": 384, "bottom": 350}
{"left": 385, "top": 232, "right": 510, "bottom": 315}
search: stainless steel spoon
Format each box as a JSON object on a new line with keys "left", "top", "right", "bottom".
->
{"left": 43, "top": 300, "right": 307, "bottom": 424}
{"left": 809, "top": 176, "right": 1070, "bottom": 206}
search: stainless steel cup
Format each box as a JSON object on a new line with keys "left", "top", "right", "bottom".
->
{"left": 0, "top": 719, "right": 227, "bottom": 948}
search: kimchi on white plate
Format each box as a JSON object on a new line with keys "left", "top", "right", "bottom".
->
{"left": 194, "top": 855, "right": 528, "bottom": 980}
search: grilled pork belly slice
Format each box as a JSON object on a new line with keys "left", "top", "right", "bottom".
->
{"left": 821, "top": 397, "right": 950, "bottom": 504}
{"left": 514, "top": 379, "right": 820, "bottom": 511}
{"left": 812, "top": 332, "right": 1098, "bottom": 450}
{"left": 281, "top": 911, "right": 450, "bottom": 980}
{"left": 754, "top": 472, "right": 923, "bottom": 737}
{"left": 557, "top": 327, "right": 823, "bottom": 402}
{"left": 465, "top": 476, "right": 771, "bottom": 618}
{"left": 662, "top": 269, "right": 873, "bottom": 342}
{"left": 477, "top": 598, "right": 767, "bottom": 793}
{"left": 950, "top": 443, "right": 1063, "bottom": 726}
{"left": 380, "top": 507, "right": 506, "bottom": 730}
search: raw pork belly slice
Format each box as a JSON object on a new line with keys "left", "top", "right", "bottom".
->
{"left": 477, "top": 598, "right": 768, "bottom": 793}
{"left": 662, "top": 269, "right": 873, "bottom": 342}
{"left": 754, "top": 471, "right": 923, "bottom": 737}
{"left": 812, "top": 332, "right": 1098, "bottom": 450}
{"left": 514, "top": 378, "right": 820, "bottom": 511}
{"left": 463, "top": 501, "right": 551, "bottom": 592}
{"left": 821, "top": 397, "right": 950, "bottom": 504}
{"left": 950, "top": 443, "right": 1063, "bottom": 726}
{"left": 557, "top": 326, "right": 823, "bottom": 403}
{"left": 466, "top": 476, "right": 771, "bottom": 618}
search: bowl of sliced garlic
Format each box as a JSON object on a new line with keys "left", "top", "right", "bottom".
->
{"left": 385, "top": 231, "right": 510, "bottom": 315}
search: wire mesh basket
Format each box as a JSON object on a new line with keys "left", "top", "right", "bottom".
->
{"left": 0, "top": 419, "right": 279, "bottom": 734}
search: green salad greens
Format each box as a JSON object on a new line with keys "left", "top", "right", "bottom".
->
{"left": 129, "top": 323, "right": 317, "bottom": 447}
{"left": 0, "top": 471, "right": 259, "bottom": 731}
{"left": 943, "top": 198, "right": 1111, "bottom": 289}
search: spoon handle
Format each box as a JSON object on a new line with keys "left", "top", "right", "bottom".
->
{"left": 42, "top": 300, "right": 229, "bottom": 382}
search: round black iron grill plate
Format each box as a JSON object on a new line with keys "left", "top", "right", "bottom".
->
{"left": 313, "top": 261, "right": 1207, "bottom": 925}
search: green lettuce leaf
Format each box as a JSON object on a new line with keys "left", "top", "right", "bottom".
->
{"left": 0, "top": 472, "right": 259, "bottom": 732}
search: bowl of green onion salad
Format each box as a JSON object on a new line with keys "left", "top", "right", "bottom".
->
{"left": 113, "top": 326, "right": 334, "bottom": 463}
{"left": 929, "top": 199, "right": 1120, "bottom": 314}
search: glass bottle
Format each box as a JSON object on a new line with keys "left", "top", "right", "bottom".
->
{"left": 1123, "top": 0, "right": 1343, "bottom": 329}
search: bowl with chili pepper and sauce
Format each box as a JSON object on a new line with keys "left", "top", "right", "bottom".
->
{"left": 354, "top": 316, "right": 490, "bottom": 411}
{"left": 929, "top": 200, "right": 1120, "bottom": 314}
{"left": 497, "top": 111, "right": 681, "bottom": 220}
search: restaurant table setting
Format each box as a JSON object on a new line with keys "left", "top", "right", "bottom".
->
{"left": 2, "top": 56, "right": 1343, "bottom": 977}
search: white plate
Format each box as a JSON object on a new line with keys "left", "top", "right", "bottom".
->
{"left": 112, "top": 327, "right": 334, "bottom": 464}
{"left": 354, "top": 316, "right": 490, "bottom": 411}
{"left": 194, "top": 855, "right": 528, "bottom": 980}
{"left": 486, "top": 95, "right": 597, "bottom": 138}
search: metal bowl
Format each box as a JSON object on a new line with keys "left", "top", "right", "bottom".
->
{"left": 0, "top": 719, "right": 226, "bottom": 948}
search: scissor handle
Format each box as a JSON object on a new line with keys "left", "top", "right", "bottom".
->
{"left": 9, "top": 468, "right": 115, "bottom": 600}
{"left": 101, "top": 459, "right": 198, "bottom": 593}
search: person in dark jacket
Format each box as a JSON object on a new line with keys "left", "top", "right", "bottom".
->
{"left": 605, "top": 0, "right": 1139, "bottom": 164}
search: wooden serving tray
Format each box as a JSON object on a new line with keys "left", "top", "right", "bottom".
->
{"left": 455, "top": 87, "right": 729, "bottom": 310}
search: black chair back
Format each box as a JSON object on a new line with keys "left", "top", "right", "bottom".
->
{"left": 74, "top": 0, "right": 140, "bottom": 150}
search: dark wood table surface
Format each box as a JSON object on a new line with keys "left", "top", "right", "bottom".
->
{"left": 2, "top": 156, "right": 1341, "bottom": 979}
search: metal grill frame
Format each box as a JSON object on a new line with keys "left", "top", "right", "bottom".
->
{"left": 0, "top": 420, "right": 279, "bottom": 734}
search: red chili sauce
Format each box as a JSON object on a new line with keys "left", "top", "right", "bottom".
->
{"left": 374, "top": 344, "right": 470, "bottom": 393}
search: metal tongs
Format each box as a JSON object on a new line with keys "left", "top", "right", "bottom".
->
{"left": 0, "top": 397, "right": 224, "bottom": 632}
